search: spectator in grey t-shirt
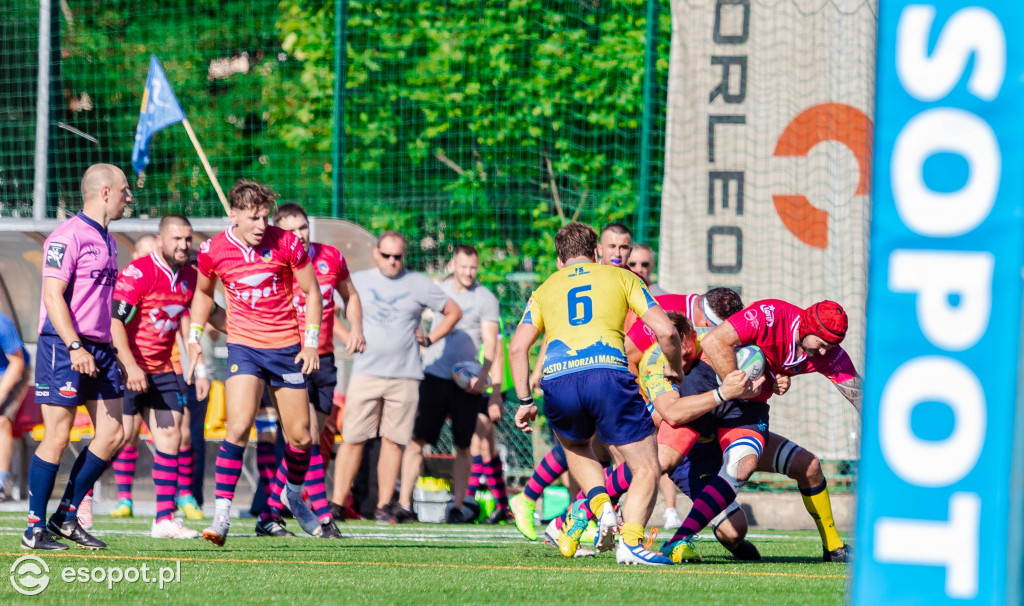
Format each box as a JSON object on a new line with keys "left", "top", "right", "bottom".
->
{"left": 395, "top": 244, "right": 503, "bottom": 522}
{"left": 330, "top": 231, "right": 462, "bottom": 524}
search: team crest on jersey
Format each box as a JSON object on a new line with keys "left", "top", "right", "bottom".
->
{"left": 261, "top": 249, "right": 273, "bottom": 262}
{"left": 123, "top": 265, "right": 144, "bottom": 280}
{"left": 317, "top": 260, "right": 329, "bottom": 274}
{"left": 760, "top": 304, "right": 776, "bottom": 327}
{"left": 744, "top": 309, "right": 760, "bottom": 330}
{"left": 58, "top": 382, "right": 77, "bottom": 397}
{"left": 179, "top": 281, "right": 189, "bottom": 293}
{"left": 45, "top": 242, "right": 67, "bottom": 269}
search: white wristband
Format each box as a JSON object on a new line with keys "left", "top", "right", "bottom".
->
{"left": 194, "top": 362, "right": 209, "bottom": 380}
{"left": 304, "top": 324, "right": 320, "bottom": 348}
{"left": 188, "top": 323, "right": 204, "bottom": 344}
{"left": 712, "top": 387, "right": 725, "bottom": 405}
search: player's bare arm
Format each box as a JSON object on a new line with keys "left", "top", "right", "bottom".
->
{"left": 293, "top": 261, "right": 324, "bottom": 374}
{"left": 335, "top": 275, "right": 365, "bottom": 353}
{"left": 655, "top": 369, "right": 761, "bottom": 427}
{"left": 186, "top": 271, "right": 217, "bottom": 383}
{"left": 486, "top": 329, "right": 505, "bottom": 421}
{"left": 418, "top": 298, "right": 462, "bottom": 348}
{"left": 639, "top": 305, "right": 683, "bottom": 380}
{"left": 469, "top": 320, "right": 500, "bottom": 396}
{"left": 0, "top": 350, "right": 25, "bottom": 404}
{"left": 833, "top": 373, "right": 863, "bottom": 413}
{"left": 43, "top": 276, "right": 97, "bottom": 377}
{"left": 110, "top": 306, "right": 147, "bottom": 393}
{"left": 509, "top": 322, "right": 541, "bottom": 433}
{"left": 529, "top": 338, "right": 547, "bottom": 397}
{"left": 700, "top": 320, "right": 743, "bottom": 380}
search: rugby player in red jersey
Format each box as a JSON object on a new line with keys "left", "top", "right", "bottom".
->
{"left": 187, "top": 180, "right": 323, "bottom": 546}
{"left": 111, "top": 215, "right": 224, "bottom": 539}
{"left": 254, "top": 203, "right": 364, "bottom": 538}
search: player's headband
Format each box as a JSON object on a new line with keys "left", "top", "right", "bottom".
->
{"left": 702, "top": 297, "right": 723, "bottom": 326}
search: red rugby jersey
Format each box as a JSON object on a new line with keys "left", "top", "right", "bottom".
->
{"left": 114, "top": 252, "right": 197, "bottom": 373}
{"left": 197, "top": 225, "right": 309, "bottom": 349}
{"left": 291, "top": 242, "right": 350, "bottom": 355}
{"left": 727, "top": 299, "right": 857, "bottom": 401}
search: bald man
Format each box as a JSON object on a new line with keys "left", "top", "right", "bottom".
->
{"left": 25, "top": 164, "right": 131, "bottom": 550}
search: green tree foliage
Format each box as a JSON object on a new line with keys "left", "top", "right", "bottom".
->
{"left": 269, "top": 0, "right": 670, "bottom": 317}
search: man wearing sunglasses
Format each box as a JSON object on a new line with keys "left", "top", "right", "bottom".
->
{"left": 331, "top": 231, "right": 462, "bottom": 524}
{"left": 626, "top": 244, "right": 668, "bottom": 297}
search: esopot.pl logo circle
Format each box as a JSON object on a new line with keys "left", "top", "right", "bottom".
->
{"left": 10, "top": 555, "right": 50, "bottom": 595}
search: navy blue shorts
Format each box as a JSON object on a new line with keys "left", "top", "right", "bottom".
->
{"left": 227, "top": 343, "right": 305, "bottom": 388}
{"left": 669, "top": 440, "right": 724, "bottom": 498}
{"left": 34, "top": 334, "right": 123, "bottom": 405}
{"left": 540, "top": 369, "right": 655, "bottom": 446}
{"left": 124, "top": 372, "right": 187, "bottom": 416}
{"left": 307, "top": 353, "right": 338, "bottom": 415}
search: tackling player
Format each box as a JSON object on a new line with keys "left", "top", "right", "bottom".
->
{"left": 187, "top": 180, "right": 323, "bottom": 546}
{"left": 698, "top": 298, "right": 859, "bottom": 562}
{"left": 510, "top": 222, "right": 682, "bottom": 565}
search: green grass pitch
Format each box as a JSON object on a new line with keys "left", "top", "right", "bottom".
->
{"left": 1, "top": 513, "right": 848, "bottom": 605}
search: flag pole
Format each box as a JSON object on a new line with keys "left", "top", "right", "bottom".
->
{"left": 180, "top": 118, "right": 229, "bottom": 215}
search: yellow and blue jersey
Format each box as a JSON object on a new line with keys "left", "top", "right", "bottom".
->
{"left": 520, "top": 262, "right": 657, "bottom": 379}
{"left": 637, "top": 344, "right": 678, "bottom": 413}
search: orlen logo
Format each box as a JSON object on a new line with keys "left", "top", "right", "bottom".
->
{"left": 772, "top": 102, "right": 873, "bottom": 249}
{"left": 227, "top": 273, "right": 279, "bottom": 309}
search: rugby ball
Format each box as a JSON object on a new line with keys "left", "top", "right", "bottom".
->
{"left": 734, "top": 345, "right": 766, "bottom": 381}
{"left": 452, "top": 360, "right": 490, "bottom": 391}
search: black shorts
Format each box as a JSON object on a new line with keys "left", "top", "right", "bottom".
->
{"left": 307, "top": 354, "right": 338, "bottom": 415}
{"left": 124, "top": 372, "right": 187, "bottom": 416}
{"left": 412, "top": 373, "right": 485, "bottom": 449}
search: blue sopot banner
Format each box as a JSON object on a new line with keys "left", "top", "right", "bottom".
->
{"left": 854, "top": 2, "right": 1024, "bottom": 604}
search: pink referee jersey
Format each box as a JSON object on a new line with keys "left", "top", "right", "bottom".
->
{"left": 291, "top": 242, "right": 349, "bottom": 355}
{"left": 197, "top": 225, "right": 309, "bottom": 349}
{"left": 114, "top": 252, "right": 198, "bottom": 373}
{"left": 38, "top": 211, "right": 119, "bottom": 343}
{"left": 727, "top": 298, "right": 857, "bottom": 402}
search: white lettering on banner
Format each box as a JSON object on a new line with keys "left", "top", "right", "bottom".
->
{"left": 874, "top": 493, "right": 980, "bottom": 599}
{"left": 896, "top": 6, "right": 1005, "bottom": 102}
{"left": 880, "top": 357, "right": 985, "bottom": 486}
{"left": 892, "top": 109, "right": 1000, "bottom": 237}
{"left": 873, "top": 6, "right": 1006, "bottom": 599}
{"left": 889, "top": 250, "right": 993, "bottom": 351}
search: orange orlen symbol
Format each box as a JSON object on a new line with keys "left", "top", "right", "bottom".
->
{"left": 772, "top": 103, "right": 873, "bottom": 249}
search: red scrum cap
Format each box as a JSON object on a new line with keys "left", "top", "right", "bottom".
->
{"left": 799, "top": 300, "right": 848, "bottom": 345}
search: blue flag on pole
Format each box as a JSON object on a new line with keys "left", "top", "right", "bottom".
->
{"left": 131, "top": 55, "right": 186, "bottom": 174}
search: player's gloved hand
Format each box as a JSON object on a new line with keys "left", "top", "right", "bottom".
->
{"left": 772, "top": 374, "right": 790, "bottom": 396}
{"left": 296, "top": 346, "right": 320, "bottom": 375}
{"left": 124, "top": 362, "right": 148, "bottom": 393}
{"left": 70, "top": 348, "right": 98, "bottom": 378}
{"left": 515, "top": 403, "right": 537, "bottom": 434}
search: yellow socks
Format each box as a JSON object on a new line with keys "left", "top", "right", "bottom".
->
{"left": 801, "top": 482, "right": 843, "bottom": 552}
